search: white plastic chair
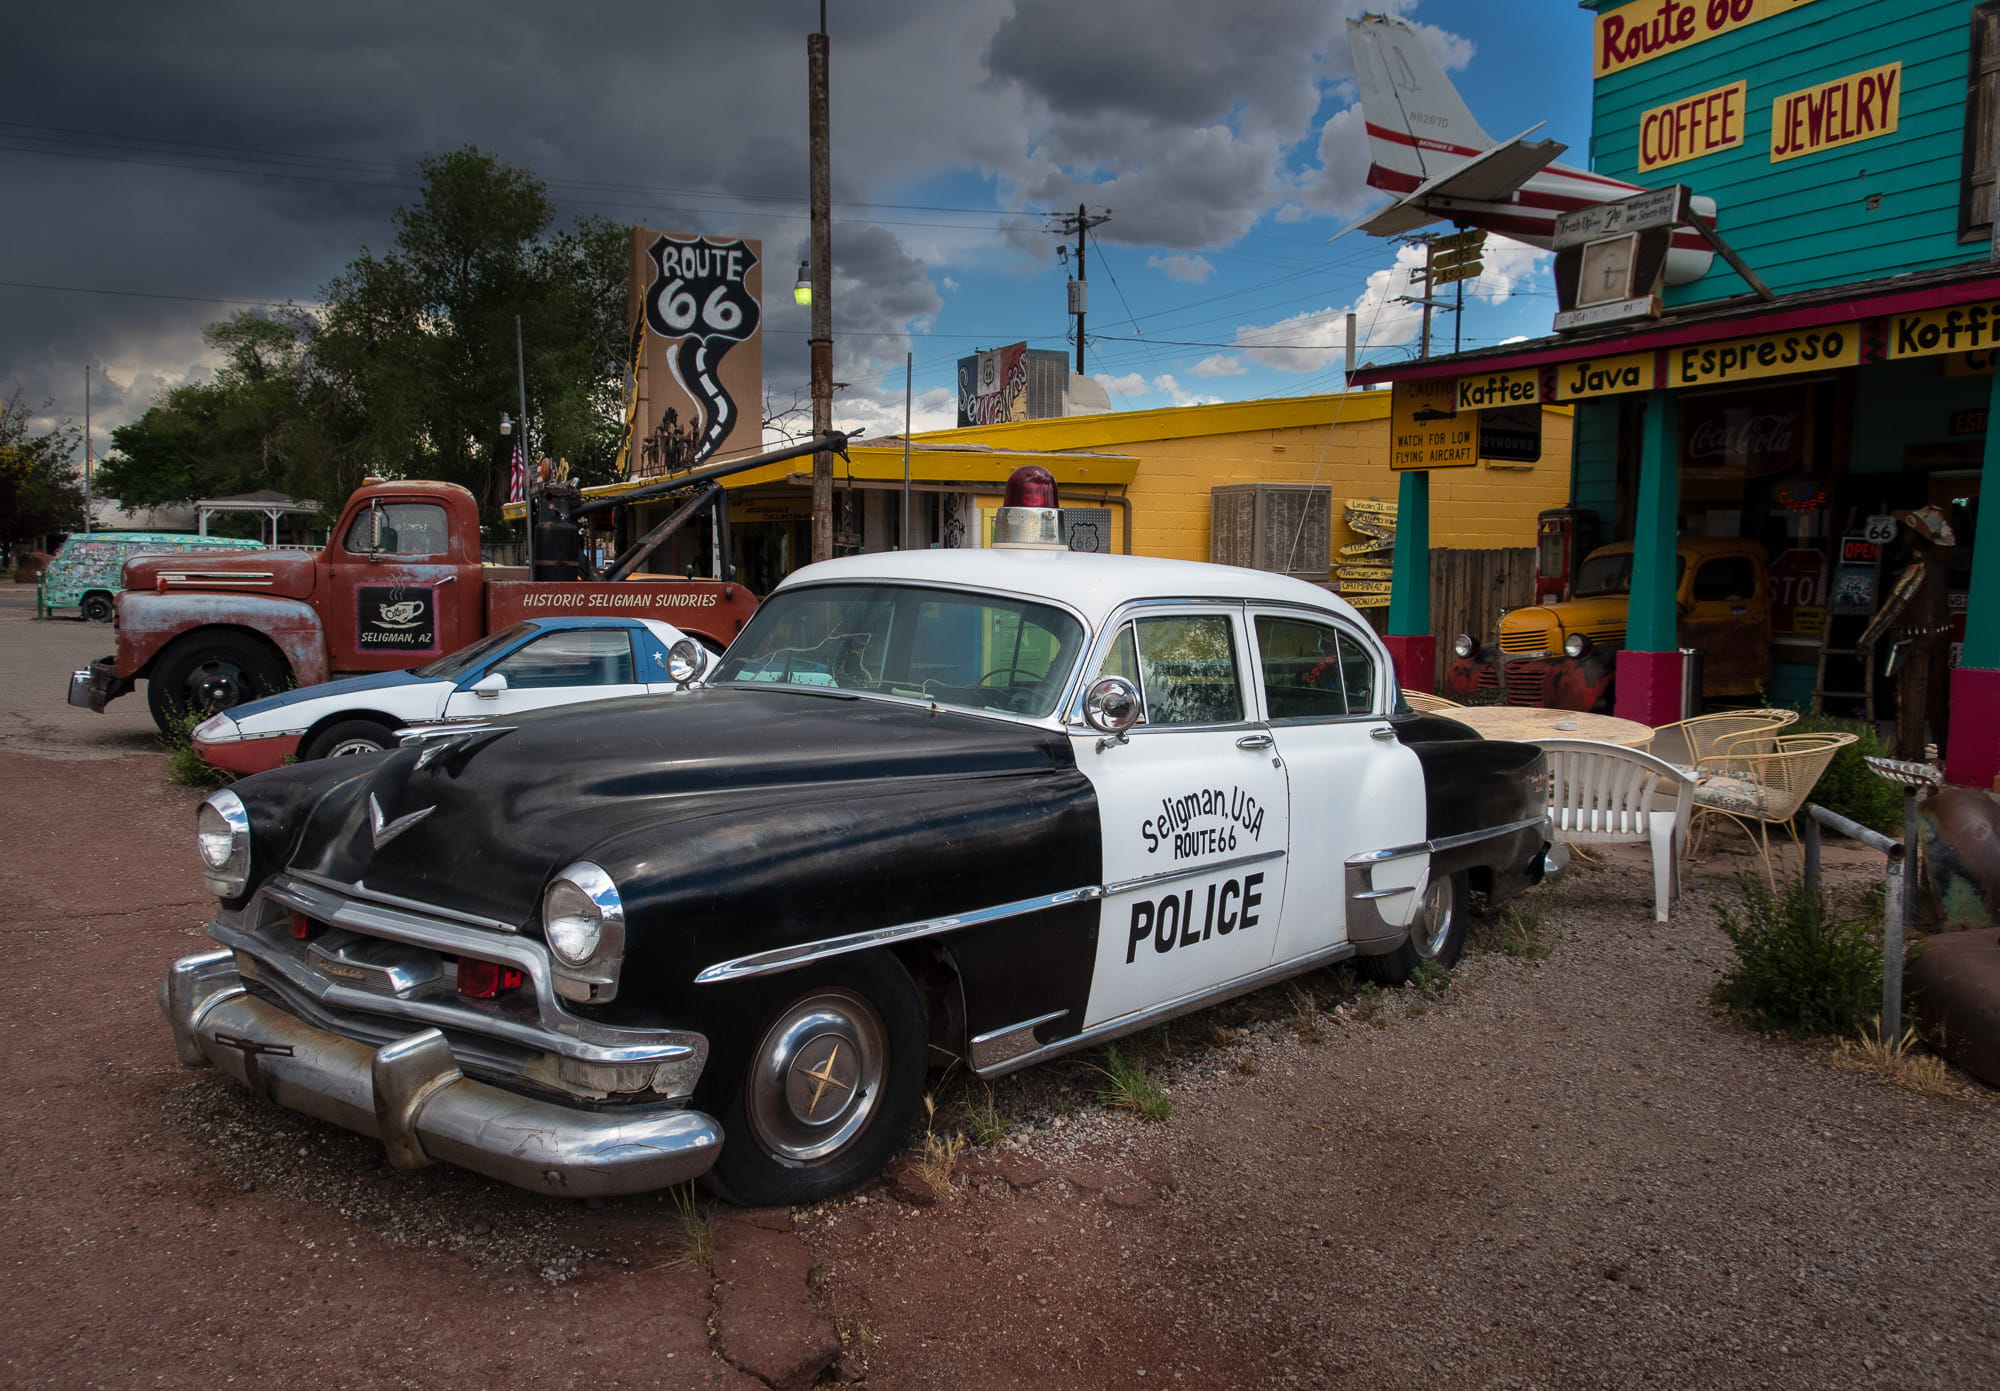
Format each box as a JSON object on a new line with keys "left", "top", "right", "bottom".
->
{"left": 1530, "top": 738, "right": 1698, "bottom": 923}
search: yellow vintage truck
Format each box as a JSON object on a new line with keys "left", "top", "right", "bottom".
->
{"left": 1445, "top": 536, "right": 1772, "bottom": 711}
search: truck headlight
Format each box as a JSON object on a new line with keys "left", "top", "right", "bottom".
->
{"left": 1452, "top": 634, "right": 1476, "bottom": 659}
{"left": 541, "top": 861, "right": 626, "bottom": 1002}
{"left": 1564, "top": 633, "right": 1591, "bottom": 658}
{"left": 196, "top": 789, "right": 251, "bottom": 898}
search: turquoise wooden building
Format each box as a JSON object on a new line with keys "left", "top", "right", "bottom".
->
{"left": 1355, "top": 0, "right": 2000, "bottom": 789}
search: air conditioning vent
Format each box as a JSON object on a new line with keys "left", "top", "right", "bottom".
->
{"left": 1210, "top": 484, "right": 1331, "bottom": 581}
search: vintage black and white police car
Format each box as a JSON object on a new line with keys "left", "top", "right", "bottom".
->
{"left": 163, "top": 471, "right": 1558, "bottom": 1206}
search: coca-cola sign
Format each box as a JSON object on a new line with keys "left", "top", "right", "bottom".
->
{"left": 1680, "top": 386, "right": 1810, "bottom": 477}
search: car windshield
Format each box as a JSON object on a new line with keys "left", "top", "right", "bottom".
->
{"left": 713, "top": 583, "right": 1086, "bottom": 719}
{"left": 414, "top": 623, "right": 536, "bottom": 680}
{"left": 1571, "top": 552, "right": 1685, "bottom": 598}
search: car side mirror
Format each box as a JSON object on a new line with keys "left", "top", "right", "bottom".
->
{"left": 1082, "top": 675, "right": 1142, "bottom": 750}
{"left": 470, "top": 672, "right": 509, "bottom": 698}
{"left": 667, "top": 638, "right": 710, "bottom": 687}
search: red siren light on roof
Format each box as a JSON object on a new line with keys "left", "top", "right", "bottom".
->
{"left": 1002, "top": 464, "right": 1059, "bottom": 510}
{"left": 991, "top": 464, "right": 1068, "bottom": 551}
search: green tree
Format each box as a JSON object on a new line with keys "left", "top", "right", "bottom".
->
{"left": 98, "top": 309, "right": 362, "bottom": 523}
{"left": 314, "top": 148, "right": 629, "bottom": 516}
{"left": 0, "top": 391, "right": 84, "bottom": 553}
{"left": 104, "top": 148, "right": 629, "bottom": 529}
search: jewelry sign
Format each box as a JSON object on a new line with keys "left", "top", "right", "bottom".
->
{"left": 627, "top": 228, "right": 765, "bottom": 477}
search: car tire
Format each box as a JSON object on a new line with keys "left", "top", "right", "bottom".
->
{"left": 700, "top": 951, "right": 928, "bottom": 1207}
{"left": 147, "top": 633, "right": 288, "bottom": 734}
{"left": 301, "top": 719, "right": 397, "bottom": 761}
{"left": 1359, "top": 869, "right": 1469, "bottom": 986}
{"left": 80, "top": 592, "right": 114, "bottom": 624}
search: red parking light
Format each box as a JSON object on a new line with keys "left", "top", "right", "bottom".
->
{"left": 288, "top": 910, "right": 315, "bottom": 940}
{"left": 456, "top": 958, "right": 524, "bottom": 998}
{"left": 1001, "top": 464, "right": 1058, "bottom": 510}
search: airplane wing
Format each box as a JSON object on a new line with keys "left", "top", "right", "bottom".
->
{"left": 1335, "top": 127, "right": 1567, "bottom": 242}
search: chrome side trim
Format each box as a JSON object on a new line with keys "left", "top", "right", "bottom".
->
{"left": 974, "top": 941, "right": 1358, "bottom": 1079}
{"left": 693, "top": 885, "right": 1107, "bottom": 983}
{"left": 1102, "top": 849, "right": 1285, "bottom": 898}
{"left": 279, "top": 870, "right": 519, "bottom": 934}
{"left": 968, "top": 1010, "right": 1070, "bottom": 1071}
{"left": 1429, "top": 814, "right": 1549, "bottom": 854}
{"left": 693, "top": 849, "right": 1289, "bottom": 985}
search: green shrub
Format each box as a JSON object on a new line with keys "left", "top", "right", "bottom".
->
{"left": 1711, "top": 872, "right": 1881, "bottom": 1039}
{"left": 1788, "top": 713, "right": 1904, "bottom": 833}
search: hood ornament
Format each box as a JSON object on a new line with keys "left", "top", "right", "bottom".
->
{"left": 401, "top": 724, "right": 516, "bottom": 772}
{"left": 369, "top": 793, "right": 434, "bottom": 850}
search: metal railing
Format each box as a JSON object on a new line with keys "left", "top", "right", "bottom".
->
{"left": 1799, "top": 793, "right": 1922, "bottom": 1039}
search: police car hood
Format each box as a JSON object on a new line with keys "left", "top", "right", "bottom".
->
{"left": 279, "top": 686, "right": 1078, "bottom": 924}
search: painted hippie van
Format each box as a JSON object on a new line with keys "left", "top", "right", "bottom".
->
{"left": 41, "top": 533, "right": 265, "bottom": 622}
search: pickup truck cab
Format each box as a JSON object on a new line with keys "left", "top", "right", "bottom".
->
{"left": 1446, "top": 536, "right": 1771, "bottom": 711}
{"left": 68, "top": 480, "right": 756, "bottom": 732}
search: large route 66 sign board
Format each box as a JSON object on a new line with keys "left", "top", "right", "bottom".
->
{"left": 628, "top": 229, "right": 765, "bottom": 473}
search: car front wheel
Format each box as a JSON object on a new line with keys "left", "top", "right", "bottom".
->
{"left": 147, "top": 633, "right": 287, "bottom": 734}
{"left": 702, "top": 951, "right": 927, "bottom": 1207}
{"left": 301, "top": 719, "right": 397, "bottom": 760}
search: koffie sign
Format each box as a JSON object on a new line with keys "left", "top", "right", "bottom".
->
{"left": 357, "top": 585, "right": 437, "bottom": 651}
{"left": 1885, "top": 303, "right": 2000, "bottom": 361}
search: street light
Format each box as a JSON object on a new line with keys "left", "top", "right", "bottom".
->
{"left": 792, "top": 261, "right": 812, "bottom": 307}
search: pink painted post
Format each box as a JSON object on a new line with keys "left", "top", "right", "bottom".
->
{"left": 1613, "top": 648, "right": 1684, "bottom": 727}
{"left": 1944, "top": 667, "right": 2000, "bottom": 789}
{"left": 1384, "top": 633, "right": 1437, "bottom": 694}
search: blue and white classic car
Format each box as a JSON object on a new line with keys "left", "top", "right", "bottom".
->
{"left": 162, "top": 470, "right": 1557, "bottom": 1206}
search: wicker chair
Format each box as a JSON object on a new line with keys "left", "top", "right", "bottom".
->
{"left": 1401, "top": 689, "right": 1464, "bottom": 713}
{"left": 1650, "top": 707, "right": 1799, "bottom": 766}
{"left": 1531, "top": 738, "right": 1697, "bottom": 922}
{"left": 1688, "top": 731, "right": 1859, "bottom": 883}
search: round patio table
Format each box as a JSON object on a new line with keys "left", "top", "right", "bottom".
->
{"left": 1438, "top": 705, "right": 1656, "bottom": 749}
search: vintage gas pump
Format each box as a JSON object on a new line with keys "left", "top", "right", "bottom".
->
{"left": 1534, "top": 508, "right": 1597, "bottom": 604}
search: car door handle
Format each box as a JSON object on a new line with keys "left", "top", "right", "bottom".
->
{"left": 1236, "top": 733, "right": 1274, "bottom": 750}
{"left": 1370, "top": 725, "right": 1398, "bottom": 741}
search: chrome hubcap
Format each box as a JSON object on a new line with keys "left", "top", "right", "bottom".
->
{"left": 1413, "top": 874, "right": 1457, "bottom": 960}
{"left": 326, "top": 736, "right": 386, "bottom": 757}
{"left": 188, "top": 661, "right": 252, "bottom": 708}
{"left": 747, "top": 988, "right": 885, "bottom": 1165}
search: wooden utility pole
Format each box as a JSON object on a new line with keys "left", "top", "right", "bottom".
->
{"left": 1049, "top": 205, "right": 1111, "bottom": 375}
{"left": 808, "top": 3, "right": 834, "bottom": 562}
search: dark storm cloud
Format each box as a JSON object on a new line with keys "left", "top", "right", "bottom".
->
{"left": 1, "top": 0, "right": 1443, "bottom": 444}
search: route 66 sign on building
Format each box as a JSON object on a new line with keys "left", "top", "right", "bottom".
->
{"left": 627, "top": 228, "right": 765, "bottom": 477}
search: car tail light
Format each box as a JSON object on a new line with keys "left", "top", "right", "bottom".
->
{"left": 456, "top": 958, "right": 524, "bottom": 998}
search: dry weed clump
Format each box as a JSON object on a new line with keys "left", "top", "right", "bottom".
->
{"left": 1829, "top": 1022, "right": 1970, "bottom": 1098}
{"left": 909, "top": 1095, "right": 968, "bottom": 1196}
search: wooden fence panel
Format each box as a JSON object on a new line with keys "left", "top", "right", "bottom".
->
{"left": 1427, "top": 548, "right": 1534, "bottom": 690}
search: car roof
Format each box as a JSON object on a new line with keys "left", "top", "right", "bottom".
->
{"left": 777, "top": 546, "right": 1364, "bottom": 627}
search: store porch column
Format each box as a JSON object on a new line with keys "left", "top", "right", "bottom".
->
{"left": 1615, "top": 389, "right": 1684, "bottom": 725}
{"left": 1384, "top": 468, "right": 1434, "bottom": 691}
{"left": 1945, "top": 369, "right": 2000, "bottom": 788}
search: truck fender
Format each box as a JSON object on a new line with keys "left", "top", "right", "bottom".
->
{"left": 119, "top": 593, "right": 329, "bottom": 688}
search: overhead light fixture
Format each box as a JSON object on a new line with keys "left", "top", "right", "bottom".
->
{"left": 499, "top": 412, "right": 513, "bottom": 435}
{"left": 792, "top": 260, "right": 812, "bottom": 306}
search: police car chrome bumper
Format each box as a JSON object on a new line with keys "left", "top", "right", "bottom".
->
{"left": 159, "top": 950, "right": 723, "bottom": 1198}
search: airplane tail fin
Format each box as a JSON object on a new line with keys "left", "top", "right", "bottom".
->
{"left": 1348, "top": 13, "right": 1495, "bottom": 191}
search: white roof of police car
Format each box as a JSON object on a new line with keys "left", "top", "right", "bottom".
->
{"left": 778, "top": 547, "right": 1362, "bottom": 626}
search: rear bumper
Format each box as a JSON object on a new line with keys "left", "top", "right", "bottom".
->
{"left": 68, "top": 658, "right": 128, "bottom": 712}
{"left": 160, "top": 950, "right": 724, "bottom": 1198}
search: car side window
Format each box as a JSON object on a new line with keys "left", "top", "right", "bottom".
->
{"left": 1255, "top": 616, "right": 1376, "bottom": 719}
{"left": 490, "top": 629, "right": 635, "bottom": 690}
{"left": 1103, "top": 614, "right": 1243, "bottom": 726}
{"left": 1693, "top": 556, "right": 1755, "bottom": 603}
{"left": 343, "top": 502, "right": 449, "bottom": 557}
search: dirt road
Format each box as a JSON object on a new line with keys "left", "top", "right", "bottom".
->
{"left": 3, "top": 585, "right": 1995, "bottom": 1390}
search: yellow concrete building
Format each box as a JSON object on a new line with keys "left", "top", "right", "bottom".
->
{"left": 926, "top": 391, "right": 1573, "bottom": 562}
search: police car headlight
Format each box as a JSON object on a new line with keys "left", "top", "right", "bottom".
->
{"left": 542, "top": 862, "right": 627, "bottom": 1001}
{"left": 196, "top": 789, "right": 251, "bottom": 898}
{"left": 1564, "top": 633, "right": 1591, "bottom": 659}
{"left": 1452, "top": 634, "right": 1476, "bottom": 659}
{"left": 666, "top": 638, "right": 709, "bottom": 684}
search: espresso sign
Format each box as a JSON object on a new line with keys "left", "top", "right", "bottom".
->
{"left": 1670, "top": 325, "right": 1856, "bottom": 387}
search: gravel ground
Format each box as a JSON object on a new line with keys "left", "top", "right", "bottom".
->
{"left": 800, "top": 846, "right": 2000, "bottom": 1391}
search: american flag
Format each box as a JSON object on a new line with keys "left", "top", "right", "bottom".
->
{"left": 507, "top": 441, "right": 526, "bottom": 505}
